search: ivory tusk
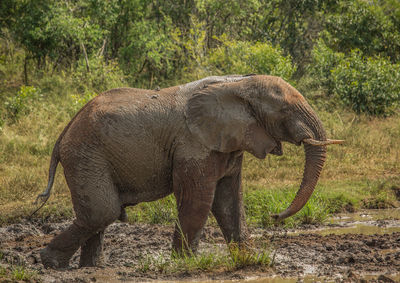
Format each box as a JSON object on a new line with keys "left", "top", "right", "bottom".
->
{"left": 303, "top": 138, "right": 345, "bottom": 146}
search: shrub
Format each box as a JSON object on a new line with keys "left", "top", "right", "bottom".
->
{"left": 325, "top": 0, "right": 400, "bottom": 62}
{"left": 120, "top": 19, "right": 179, "bottom": 85}
{"left": 69, "top": 92, "right": 97, "bottom": 115}
{"left": 4, "top": 86, "right": 42, "bottom": 122}
{"left": 72, "top": 57, "right": 126, "bottom": 94}
{"left": 307, "top": 39, "right": 345, "bottom": 95}
{"left": 206, "top": 37, "right": 296, "bottom": 81}
{"left": 331, "top": 50, "right": 400, "bottom": 116}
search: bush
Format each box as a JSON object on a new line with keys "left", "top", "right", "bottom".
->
{"left": 4, "top": 85, "right": 42, "bottom": 122}
{"left": 331, "top": 50, "right": 400, "bottom": 116}
{"left": 206, "top": 37, "right": 296, "bottom": 81}
{"left": 325, "top": 0, "right": 400, "bottom": 62}
{"left": 69, "top": 92, "right": 97, "bottom": 115}
{"left": 120, "top": 19, "right": 179, "bottom": 85}
{"left": 308, "top": 39, "right": 345, "bottom": 95}
{"left": 72, "top": 57, "right": 126, "bottom": 94}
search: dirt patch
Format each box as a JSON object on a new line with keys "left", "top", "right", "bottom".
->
{"left": 271, "top": 233, "right": 400, "bottom": 278}
{"left": 1, "top": 219, "right": 399, "bottom": 282}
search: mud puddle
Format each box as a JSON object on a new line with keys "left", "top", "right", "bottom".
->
{"left": 286, "top": 208, "right": 400, "bottom": 236}
{"left": 0, "top": 209, "right": 400, "bottom": 282}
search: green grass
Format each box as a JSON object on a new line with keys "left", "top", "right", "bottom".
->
{"left": 0, "top": 265, "right": 38, "bottom": 281}
{"left": 131, "top": 246, "right": 270, "bottom": 274}
{"left": 243, "top": 177, "right": 398, "bottom": 228}
{"left": 126, "top": 195, "right": 177, "bottom": 224}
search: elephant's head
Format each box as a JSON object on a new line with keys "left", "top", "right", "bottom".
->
{"left": 184, "top": 75, "right": 343, "bottom": 221}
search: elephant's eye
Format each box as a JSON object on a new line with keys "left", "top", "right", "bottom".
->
{"left": 281, "top": 107, "right": 290, "bottom": 115}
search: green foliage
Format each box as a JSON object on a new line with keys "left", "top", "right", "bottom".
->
{"left": 70, "top": 92, "right": 97, "bottom": 113}
{"left": 120, "top": 18, "right": 179, "bottom": 84}
{"left": 207, "top": 38, "right": 296, "bottom": 81}
{"left": 170, "top": 17, "right": 208, "bottom": 77}
{"left": 73, "top": 56, "right": 126, "bottom": 93}
{"left": 331, "top": 50, "right": 400, "bottom": 116}
{"left": 325, "top": 0, "right": 400, "bottom": 62}
{"left": 4, "top": 86, "right": 42, "bottom": 122}
{"left": 2, "top": 0, "right": 400, "bottom": 89}
{"left": 194, "top": 0, "right": 261, "bottom": 46}
{"left": 308, "top": 39, "right": 345, "bottom": 94}
{"left": 12, "top": 1, "right": 103, "bottom": 66}
{"left": 0, "top": 118, "right": 4, "bottom": 132}
{"left": 307, "top": 40, "right": 400, "bottom": 116}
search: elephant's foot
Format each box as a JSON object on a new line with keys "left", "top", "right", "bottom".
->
{"left": 40, "top": 246, "right": 70, "bottom": 269}
{"left": 79, "top": 253, "right": 105, "bottom": 267}
{"left": 79, "top": 230, "right": 105, "bottom": 267}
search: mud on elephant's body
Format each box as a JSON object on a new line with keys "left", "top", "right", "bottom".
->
{"left": 37, "top": 75, "right": 342, "bottom": 269}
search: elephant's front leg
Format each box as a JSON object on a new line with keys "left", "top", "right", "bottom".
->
{"left": 211, "top": 155, "right": 250, "bottom": 248}
{"left": 172, "top": 164, "right": 216, "bottom": 253}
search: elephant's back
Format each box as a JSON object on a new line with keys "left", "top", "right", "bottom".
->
{"left": 59, "top": 86, "right": 184, "bottom": 202}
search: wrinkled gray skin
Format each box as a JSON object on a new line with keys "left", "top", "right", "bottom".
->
{"left": 38, "top": 75, "right": 330, "bottom": 269}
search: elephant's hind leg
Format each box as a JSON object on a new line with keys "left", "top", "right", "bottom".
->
{"left": 40, "top": 221, "right": 91, "bottom": 269}
{"left": 77, "top": 173, "right": 121, "bottom": 267}
{"left": 79, "top": 230, "right": 105, "bottom": 267}
{"left": 40, "top": 167, "right": 121, "bottom": 269}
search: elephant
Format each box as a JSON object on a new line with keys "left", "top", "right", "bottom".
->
{"left": 35, "top": 74, "right": 343, "bottom": 269}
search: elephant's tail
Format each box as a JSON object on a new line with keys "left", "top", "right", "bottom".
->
{"left": 29, "top": 139, "right": 61, "bottom": 218}
{"left": 29, "top": 96, "right": 93, "bottom": 219}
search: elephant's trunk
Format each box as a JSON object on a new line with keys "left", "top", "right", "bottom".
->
{"left": 273, "top": 143, "right": 326, "bottom": 221}
{"left": 273, "top": 102, "right": 328, "bottom": 222}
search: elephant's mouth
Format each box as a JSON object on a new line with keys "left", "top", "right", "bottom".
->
{"left": 294, "top": 140, "right": 302, "bottom": 146}
{"left": 270, "top": 140, "right": 283, "bottom": 156}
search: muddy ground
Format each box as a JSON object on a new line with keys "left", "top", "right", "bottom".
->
{"left": 0, "top": 215, "right": 399, "bottom": 282}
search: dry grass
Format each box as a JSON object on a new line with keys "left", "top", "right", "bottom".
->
{"left": 243, "top": 111, "right": 400, "bottom": 186}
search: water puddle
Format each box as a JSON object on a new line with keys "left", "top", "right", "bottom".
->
{"left": 331, "top": 207, "right": 400, "bottom": 222}
{"left": 300, "top": 223, "right": 400, "bottom": 235}
{"left": 289, "top": 208, "right": 400, "bottom": 236}
{"left": 169, "top": 273, "right": 400, "bottom": 283}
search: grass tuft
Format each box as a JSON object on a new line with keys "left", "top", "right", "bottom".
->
{"left": 0, "top": 265, "right": 37, "bottom": 281}
{"left": 229, "top": 244, "right": 271, "bottom": 269}
{"left": 132, "top": 245, "right": 271, "bottom": 274}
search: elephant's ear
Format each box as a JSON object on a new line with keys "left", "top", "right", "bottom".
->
{"left": 185, "top": 86, "right": 249, "bottom": 152}
{"left": 185, "top": 84, "right": 278, "bottom": 157}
